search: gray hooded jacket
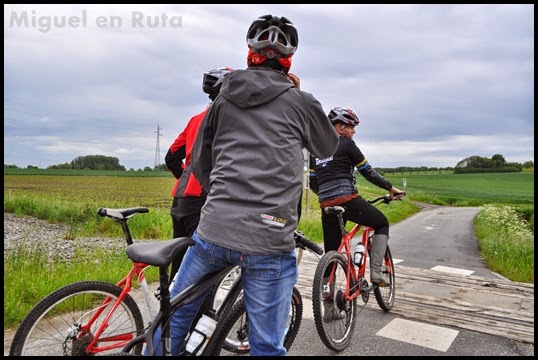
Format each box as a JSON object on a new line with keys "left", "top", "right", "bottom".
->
{"left": 191, "top": 67, "right": 338, "bottom": 255}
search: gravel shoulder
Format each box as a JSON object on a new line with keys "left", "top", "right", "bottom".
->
{"left": 4, "top": 212, "right": 128, "bottom": 355}
{"left": 4, "top": 212, "right": 125, "bottom": 261}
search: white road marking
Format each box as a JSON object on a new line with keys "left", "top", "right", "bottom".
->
{"left": 431, "top": 265, "right": 474, "bottom": 276}
{"left": 376, "top": 317, "right": 459, "bottom": 352}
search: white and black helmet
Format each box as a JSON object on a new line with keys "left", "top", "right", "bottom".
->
{"left": 328, "top": 107, "right": 360, "bottom": 126}
{"left": 246, "top": 14, "right": 298, "bottom": 56}
{"left": 202, "top": 67, "right": 234, "bottom": 95}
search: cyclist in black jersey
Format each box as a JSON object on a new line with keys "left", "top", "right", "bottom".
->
{"left": 309, "top": 106, "right": 404, "bottom": 287}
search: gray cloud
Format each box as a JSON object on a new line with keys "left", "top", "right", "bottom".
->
{"left": 4, "top": 4, "right": 534, "bottom": 169}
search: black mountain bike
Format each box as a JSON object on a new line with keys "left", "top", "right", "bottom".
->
{"left": 9, "top": 207, "right": 322, "bottom": 356}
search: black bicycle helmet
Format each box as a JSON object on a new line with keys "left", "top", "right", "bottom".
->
{"left": 202, "top": 67, "right": 234, "bottom": 95}
{"left": 246, "top": 14, "right": 298, "bottom": 56}
{"left": 328, "top": 107, "right": 360, "bottom": 126}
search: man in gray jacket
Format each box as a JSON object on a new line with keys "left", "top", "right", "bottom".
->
{"left": 168, "top": 14, "right": 338, "bottom": 356}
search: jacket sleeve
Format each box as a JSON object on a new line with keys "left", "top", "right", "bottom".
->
{"left": 165, "top": 147, "right": 185, "bottom": 179}
{"left": 357, "top": 162, "right": 393, "bottom": 191}
{"left": 191, "top": 108, "right": 214, "bottom": 192}
{"left": 166, "top": 128, "right": 188, "bottom": 179}
{"left": 301, "top": 92, "right": 339, "bottom": 159}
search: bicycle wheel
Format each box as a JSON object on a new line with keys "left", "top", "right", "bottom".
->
{"left": 212, "top": 266, "right": 241, "bottom": 312}
{"left": 9, "top": 281, "right": 144, "bottom": 356}
{"left": 312, "top": 250, "right": 357, "bottom": 352}
{"left": 373, "top": 245, "right": 396, "bottom": 311}
{"left": 204, "top": 286, "right": 303, "bottom": 355}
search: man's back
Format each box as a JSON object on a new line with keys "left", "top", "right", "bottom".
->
{"left": 192, "top": 66, "right": 338, "bottom": 255}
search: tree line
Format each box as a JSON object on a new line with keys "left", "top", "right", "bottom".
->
{"left": 377, "top": 154, "right": 533, "bottom": 174}
{"left": 4, "top": 154, "right": 534, "bottom": 173}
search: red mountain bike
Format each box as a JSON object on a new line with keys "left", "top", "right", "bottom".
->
{"left": 311, "top": 193, "right": 405, "bottom": 351}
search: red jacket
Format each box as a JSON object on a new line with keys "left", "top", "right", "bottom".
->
{"left": 165, "top": 105, "right": 209, "bottom": 197}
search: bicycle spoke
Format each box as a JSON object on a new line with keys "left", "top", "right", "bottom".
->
{"left": 312, "top": 251, "right": 357, "bottom": 352}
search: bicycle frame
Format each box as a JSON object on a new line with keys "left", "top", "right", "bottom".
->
{"left": 91, "top": 209, "right": 322, "bottom": 356}
{"left": 325, "top": 195, "right": 402, "bottom": 304}
{"left": 81, "top": 261, "right": 154, "bottom": 354}
{"left": 85, "top": 207, "right": 245, "bottom": 356}
{"left": 81, "top": 209, "right": 159, "bottom": 354}
{"left": 312, "top": 193, "right": 404, "bottom": 352}
{"left": 328, "top": 223, "right": 372, "bottom": 303}
{"left": 123, "top": 264, "right": 240, "bottom": 356}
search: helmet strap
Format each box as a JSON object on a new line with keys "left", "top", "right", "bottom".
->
{"left": 277, "top": 54, "right": 292, "bottom": 70}
{"left": 247, "top": 47, "right": 266, "bottom": 66}
{"left": 247, "top": 47, "right": 292, "bottom": 73}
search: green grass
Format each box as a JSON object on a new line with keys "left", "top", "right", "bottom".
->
{"left": 379, "top": 172, "right": 534, "bottom": 205}
{"left": 3, "top": 170, "right": 534, "bottom": 330}
{"left": 4, "top": 240, "right": 160, "bottom": 328}
{"left": 474, "top": 205, "right": 534, "bottom": 283}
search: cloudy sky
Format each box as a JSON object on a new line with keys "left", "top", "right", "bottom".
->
{"left": 4, "top": 4, "right": 534, "bottom": 170}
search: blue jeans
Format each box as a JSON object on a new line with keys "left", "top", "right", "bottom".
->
{"left": 149, "top": 231, "right": 298, "bottom": 356}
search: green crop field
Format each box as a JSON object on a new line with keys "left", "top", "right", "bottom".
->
{"left": 374, "top": 172, "right": 533, "bottom": 205}
{"left": 4, "top": 170, "right": 534, "bottom": 211}
{"left": 4, "top": 169, "right": 533, "bottom": 240}
{"left": 3, "top": 168, "right": 174, "bottom": 177}
{"left": 4, "top": 173, "right": 175, "bottom": 209}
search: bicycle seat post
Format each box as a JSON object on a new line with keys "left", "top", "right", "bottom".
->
{"left": 118, "top": 219, "right": 134, "bottom": 246}
{"left": 157, "top": 265, "right": 172, "bottom": 356}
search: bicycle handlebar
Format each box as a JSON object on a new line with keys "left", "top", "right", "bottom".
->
{"left": 294, "top": 230, "right": 324, "bottom": 255}
{"left": 367, "top": 191, "right": 406, "bottom": 205}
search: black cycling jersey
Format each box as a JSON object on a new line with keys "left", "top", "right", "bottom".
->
{"left": 310, "top": 136, "right": 392, "bottom": 204}
{"left": 311, "top": 136, "right": 364, "bottom": 186}
{"left": 310, "top": 135, "right": 393, "bottom": 252}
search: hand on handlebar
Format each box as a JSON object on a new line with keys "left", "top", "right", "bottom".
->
{"left": 389, "top": 187, "right": 406, "bottom": 201}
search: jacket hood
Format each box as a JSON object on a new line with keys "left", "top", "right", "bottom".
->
{"left": 219, "top": 67, "right": 294, "bottom": 109}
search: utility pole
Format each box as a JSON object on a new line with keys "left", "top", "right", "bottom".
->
{"left": 154, "top": 125, "right": 162, "bottom": 170}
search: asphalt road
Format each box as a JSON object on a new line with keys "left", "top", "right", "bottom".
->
{"left": 285, "top": 204, "right": 534, "bottom": 357}
{"left": 388, "top": 204, "right": 497, "bottom": 278}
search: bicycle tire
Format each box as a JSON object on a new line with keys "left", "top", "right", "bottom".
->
{"left": 9, "top": 281, "right": 144, "bottom": 356}
{"left": 204, "top": 286, "right": 303, "bottom": 356}
{"left": 312, "top": 250, "right": 357, "bottom": 352}
{"left": 211, "top": 266, "right": 241, "bottom": 313}
{"left": 373, "top": 245, "right": 396, "bottom": 311}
